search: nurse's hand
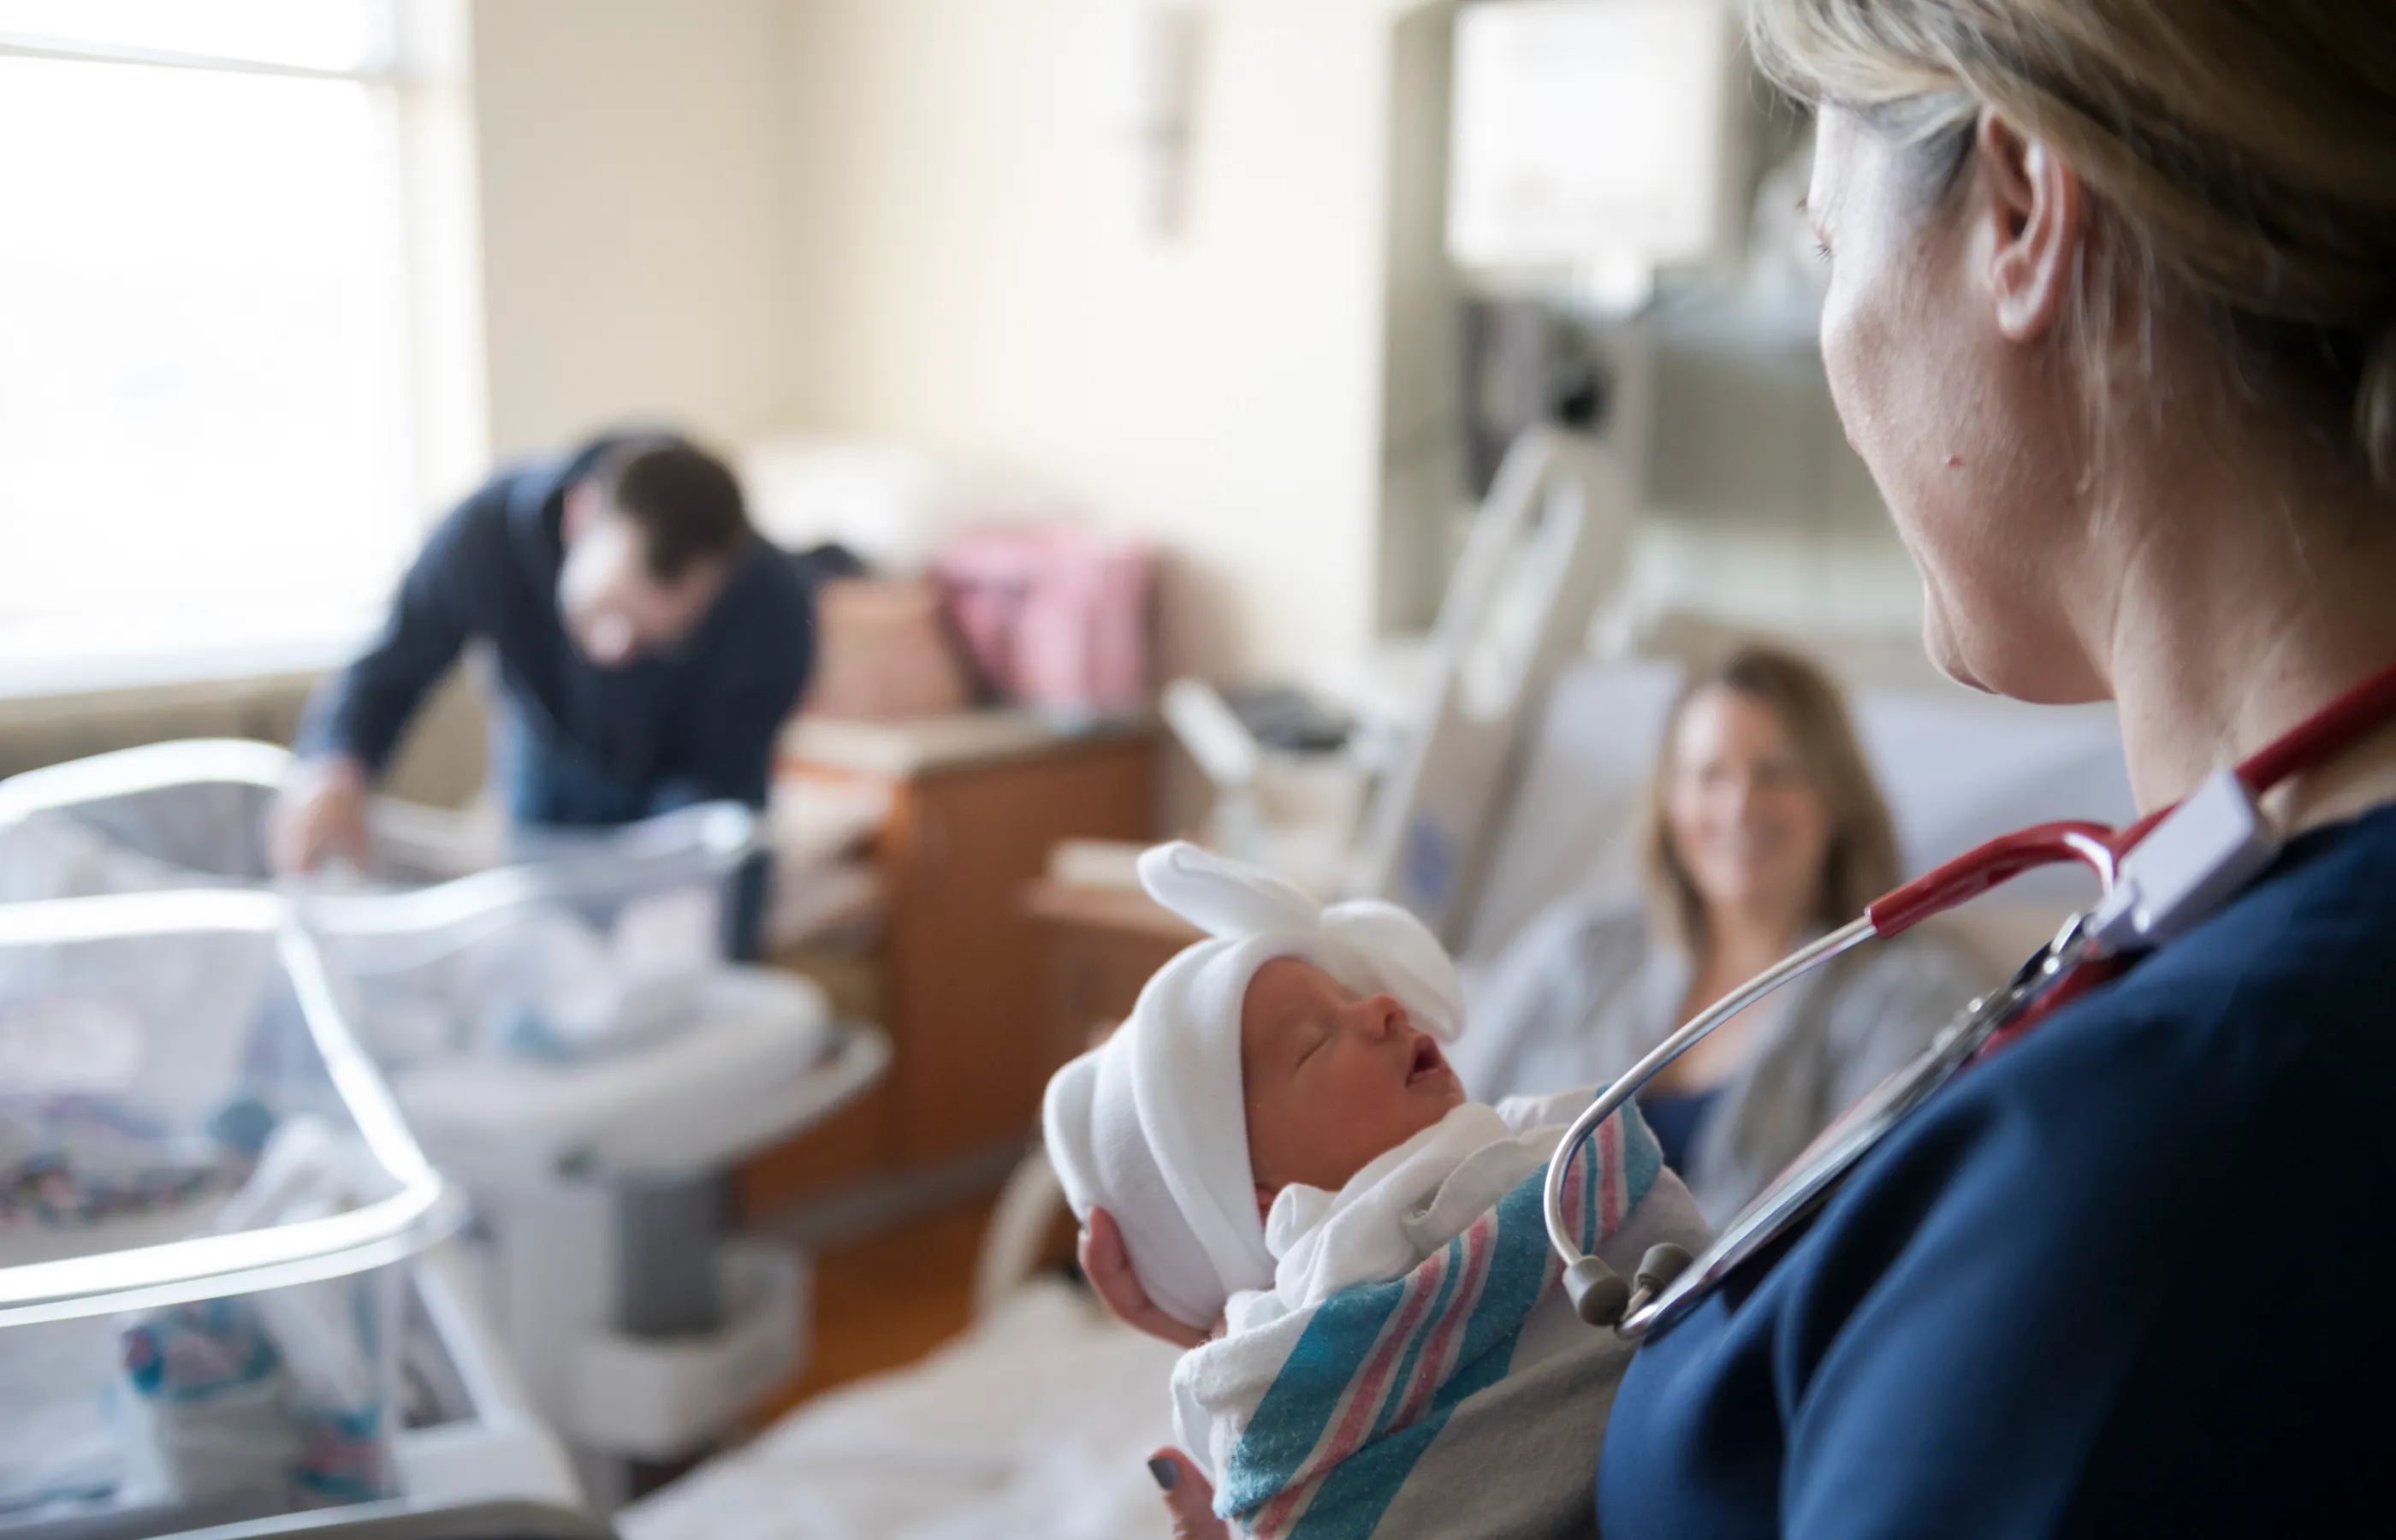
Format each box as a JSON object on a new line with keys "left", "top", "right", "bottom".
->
{"left": 1147, "top": 1448, "right": 1228, "bottom": 1540}
{"left": 1079, "top": 1208, "right": 1210, "bottom": 1349}
{"left": 270, "top": 755, "right": 371, "bottom": 875}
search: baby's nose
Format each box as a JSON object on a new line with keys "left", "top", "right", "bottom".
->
{"left": 1343, "top": 992, "right": 1409, "bottom": 1040}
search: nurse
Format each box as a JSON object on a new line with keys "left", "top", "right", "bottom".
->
{"left": 1609, "top": 0, "right": 2396, "bottom": 1530}
{"left": 272, "top": 430, "right": 837, "bottom": 958}
{"left": 1112, "top": 1, "right": 2396, "bottom": 1532}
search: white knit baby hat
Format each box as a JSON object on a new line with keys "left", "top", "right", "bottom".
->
{"left": 1041, "top": 841, "right": 1464, "bottom": 1329}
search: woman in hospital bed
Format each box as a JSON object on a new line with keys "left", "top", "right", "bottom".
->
{"left": 1451, "top": 645, "right": 1990, "bottom": 1224}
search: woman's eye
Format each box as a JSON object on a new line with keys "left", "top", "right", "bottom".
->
{"left": 1812, "top": 240, "right": 1832, "bottom": 266}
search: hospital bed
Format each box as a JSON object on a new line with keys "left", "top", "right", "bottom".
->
{"left": 604, "top": 637, "right": 2136, "bottom": 1540}
{"left": 0, "top": 745, "right": 892, "bottom": 1510}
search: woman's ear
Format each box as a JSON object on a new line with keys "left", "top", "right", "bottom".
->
{"left": 1976, "top": 113, "right": 2084, "bottom": 343}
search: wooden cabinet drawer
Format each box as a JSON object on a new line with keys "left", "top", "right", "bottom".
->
{"left": 743, "top": 730, "right": 1156, "bottom": 1218}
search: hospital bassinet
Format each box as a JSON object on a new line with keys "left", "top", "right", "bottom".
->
{"left": 0, "top": 738, "right": 756, "bottom": 941}
{"left": 0, "top": 891, "right": 577, "bottom": 1540}
{"left": 0, "top": 743, "right": 889, "bottom": 1500}
{"left": 0, "top": 739, "right": 870, "bottom": 1170}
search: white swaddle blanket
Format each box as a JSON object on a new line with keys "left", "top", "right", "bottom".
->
{"left": 1042, "top": 843, "right": 1466, "bottom": 1330}
{"left": 1167, "top": 1088, "right": 1699, "bottom": 1539}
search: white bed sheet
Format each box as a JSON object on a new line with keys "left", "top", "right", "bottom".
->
{"left": 619, "top": 1279, "right": 1182, "bottom": 1540}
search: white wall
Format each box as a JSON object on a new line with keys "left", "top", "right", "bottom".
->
{"left": 460, "top": 0, "right": 1923, "bottom": 676}
{"left": 776, "top": 0, "right": 1418, "bottom": 682}
{"left": 470, "top": 0, "right": 790, "bottom": 459}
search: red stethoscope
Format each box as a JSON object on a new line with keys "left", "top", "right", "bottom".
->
{"left": 1545, "top": 657, "right": 2396, "bottom": 1338}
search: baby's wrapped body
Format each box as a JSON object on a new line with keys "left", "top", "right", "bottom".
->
{"left": 1181, "top": 1090, "right": 1699, "bottom": 1540}
{"left": 1043, "top": 844, "right": 1709, "bottom": 1540}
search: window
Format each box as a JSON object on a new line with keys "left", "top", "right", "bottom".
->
{"left": 0, "top": 0, "right": 479, "bottom": 692}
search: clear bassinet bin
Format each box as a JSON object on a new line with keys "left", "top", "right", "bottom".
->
{"left": 0, "top": 742, "right": 764, "bottom": 1073}
{"left": 0, "top": 739, "right": 755, "bottom": 929}
{"left": 0, "top": 891, "right": 462, "bottom": 1539}
{"left": 0, "top": 743, "right": 888, "bottom": 1493}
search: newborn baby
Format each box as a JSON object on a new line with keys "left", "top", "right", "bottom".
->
{"left": 1043, "top": 843, "right": 1708, "bottom": 1540}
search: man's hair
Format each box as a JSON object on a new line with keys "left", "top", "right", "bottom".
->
{"left": 586, "top": 439, "right": 753, "bottom": 582}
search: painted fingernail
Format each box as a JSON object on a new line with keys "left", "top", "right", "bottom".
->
{"left": 1148, "top": 1456, "right": 1179, "bottom": 1490}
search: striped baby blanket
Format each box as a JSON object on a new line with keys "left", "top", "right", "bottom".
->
{"left": 1172, "top": 1095, "right": 1686, "bottom": 1540}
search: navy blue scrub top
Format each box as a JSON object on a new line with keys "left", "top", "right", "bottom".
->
{"left": 1597, "top": 802, "right": 2396, "bottom": 1537}
{"left": 1640, "top": 1087, "right": 1724, "bottom": 1176}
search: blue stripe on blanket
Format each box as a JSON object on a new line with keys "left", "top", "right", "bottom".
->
{"left": 1221, "top": 1105, "right": 1661, "bottom": 1537}
{"left": 1219, "top": 1271, "right": 1410, "bottom": 1515}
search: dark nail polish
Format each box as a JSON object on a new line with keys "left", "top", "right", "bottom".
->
{"left": 1148, "top": 1456, "right": 1179, "bottom": 1490}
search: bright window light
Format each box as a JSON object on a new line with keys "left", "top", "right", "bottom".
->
{"left": 0, "top": 2, "right": 468, "bottom": 691}
{"left": 0, "top": 0, "right": 388, "bottom": 73}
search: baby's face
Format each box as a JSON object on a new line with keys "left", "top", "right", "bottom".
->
{"left": 1240, "top": 957, "right": 1464, "bottom": 1212}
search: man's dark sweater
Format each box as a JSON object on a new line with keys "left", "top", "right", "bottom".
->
{"left": 299, "top": 432, "right": 827, "bottom": 819}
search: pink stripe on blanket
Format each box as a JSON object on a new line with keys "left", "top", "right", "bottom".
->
{"left": 1563, "top": 1128, "right": 1590, "bottom": 1242}
{"left": 1391, "top": 1210, "right": 1496, "bottom": 1430}
{"left": 1542, "top": 1125, "right": 1592, "bottom": 1294}
{"left": 1598, "top": 1111, "right": 1626, "bottom": 1236}
{"left": 1252, "top": 1242, "right": 1456, "bottom": 1537}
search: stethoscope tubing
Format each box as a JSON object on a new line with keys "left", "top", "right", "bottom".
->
{"left": 1539, "top": 916, "right": 1874, "bottom": 1266}
{"left": 1545, "top": 654, "right": 2396, "bottom": 1339}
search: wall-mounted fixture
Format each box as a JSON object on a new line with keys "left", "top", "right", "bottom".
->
{"left": 1447, "top": 0, "right": 1744, "bottom": 311}
{"left": 1101, "top": 2, "right": 1208, "bottom": 238}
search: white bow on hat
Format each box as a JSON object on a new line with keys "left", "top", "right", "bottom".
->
{"left": 1041, "top": 842, "right": 1463, "bottom": 1328}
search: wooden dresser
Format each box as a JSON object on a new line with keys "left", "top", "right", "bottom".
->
{"left": 1020, "top": 879, "right": 1201, "bottom": 1063}
{"left": 743, "top": 715, "right": 1159, "bottom": 1220}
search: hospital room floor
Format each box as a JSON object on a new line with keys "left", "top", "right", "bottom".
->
{"left": 747, "top": 1191, "right": 1003, "bottom": 1427}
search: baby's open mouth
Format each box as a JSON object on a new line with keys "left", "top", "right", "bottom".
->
{"left": 1406, "top": 1036, "right": 1449, "bottom": 1086}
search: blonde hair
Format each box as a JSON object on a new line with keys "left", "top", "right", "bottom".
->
{"left": 1640, "top": 647, "right": 1900, "bottom": 953}
{"left": 1749, "top": 1, "right": 2396, "bottom": 495}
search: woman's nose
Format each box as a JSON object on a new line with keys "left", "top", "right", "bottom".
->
{"left": 1721, "top": 772, "right": 1782, "bottom": 828}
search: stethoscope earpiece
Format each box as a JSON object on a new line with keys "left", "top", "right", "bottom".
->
{"left": 1564, "top": 1242, "right": 1696, "bottom": 1328}
{"left": 1565, "top": 1256, "right": 1630, "bottom": 1327}
{"left": 1629, "top": 1243, "right": 1694, "bottom": 1313}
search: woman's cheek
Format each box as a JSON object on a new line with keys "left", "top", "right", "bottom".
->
{"left": 1823, "top": 293, "right": 1913, "bottom": 526}
{"left": 1818, "top": 275, "right": 1871, "bottom": 450}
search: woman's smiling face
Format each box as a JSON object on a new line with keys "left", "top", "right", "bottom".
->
{"left": 1238, "top": 958, "right": 1463, "bottom": 1211}
{"left": 1664, "top": 684, "right": 1833, "bottom": 927}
